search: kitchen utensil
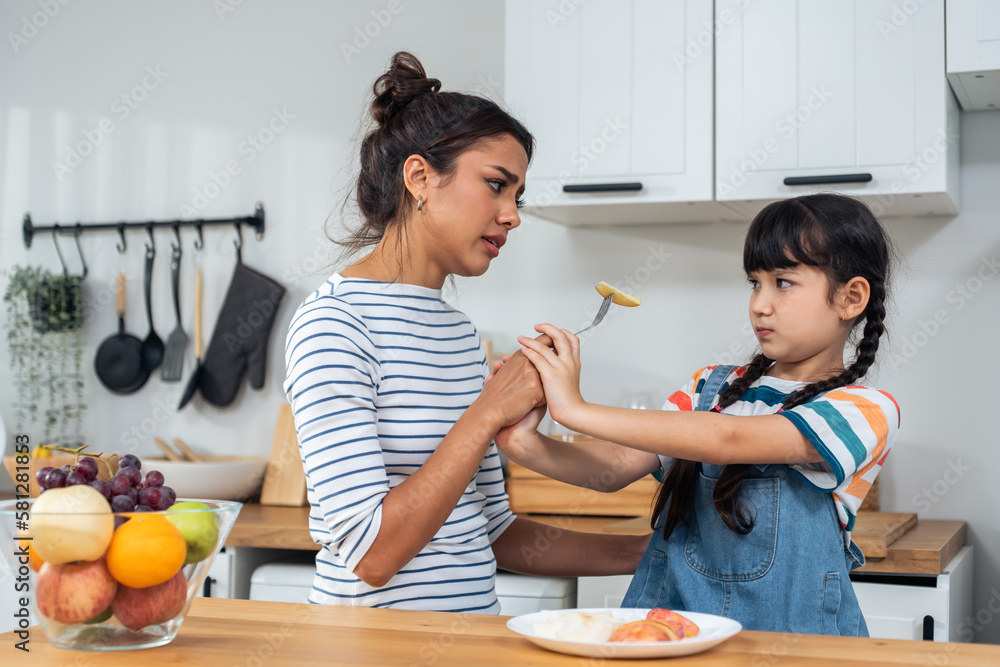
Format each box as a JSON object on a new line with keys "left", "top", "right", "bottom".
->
{"left": 144, "top": 456, "right": 268, "bottom": 500}
{"left": 172, "top": 438, "right": 203, "bottom": 462}
{"left": 178, "top": 269, "right": 203, "bottom": 410}
{"left": 95, "top": 274, "right": 150, "bottom": 394}
{"left": 260, "top": 404, "right": 308, "bottom": 507}
{"left": 573, "top": 294, "right": 613, "bottom": 336}
{"left": 852, "top": 511, "right": 918, "bottom": 558}
{"left": 154, "top": 437, "right": 183, "bottom": 461}
{"left": 140, "top": 243, "right": 165, "bottom": 371}
{"left": 162, "top": 242, "right": 187, "bottom": 381}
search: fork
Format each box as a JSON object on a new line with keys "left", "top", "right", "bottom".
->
{"left": 573, "top": 294, "right": 613, "bottom": 336}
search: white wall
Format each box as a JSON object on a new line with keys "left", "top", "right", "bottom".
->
{"left": 1, "top": 0, "right": 999, "bottom": 645}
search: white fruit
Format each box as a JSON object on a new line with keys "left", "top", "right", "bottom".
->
{"left": 595, "top": 281, "right": 641, "bottom": 307}
{"left": 31, "top": 485, "right": 114, "bottom": 564}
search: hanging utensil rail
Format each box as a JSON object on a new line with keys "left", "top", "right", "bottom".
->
{"left": 21, "top": 202, "right": 265, "bottom": 250}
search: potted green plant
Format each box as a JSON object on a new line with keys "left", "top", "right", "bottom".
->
{"left": 3, "top": 265, "right": 86, "bottom": 447}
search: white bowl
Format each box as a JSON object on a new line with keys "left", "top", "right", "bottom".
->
{"left": 144, "top": 456, "right": 268, "bottom": 501}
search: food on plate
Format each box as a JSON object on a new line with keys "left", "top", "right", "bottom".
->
{"left": 531, "top": 610, "right": 628, "bottom": 642}
{"left": 609, "top": 619, "right": 681, "bottom": 642}
{"left": 35, "top": 557, "right": 118, "bottom": 625}
{"left": 647, "top": 608, "right": 700, "bottom": 637}
{"left": 31, "top": 485, "right": 115, "bottom": 564}
{"left": 595, "top": 281, "right": 641, "bottom": 307}
{"left": 165, "top": 501, "right": 220, "bottom": 563}
{"left": 112, "top": 570, "right": 187, "bottom": 630}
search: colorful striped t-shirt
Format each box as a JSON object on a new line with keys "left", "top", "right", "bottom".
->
{"left": 283, "top": 274, "right": 514, "bottom": 612}
{"left": 660, "top": 365, "right": 899, "bottom": 534}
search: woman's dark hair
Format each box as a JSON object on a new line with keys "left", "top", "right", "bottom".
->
{"left": 337, "top": 52, "right": 534, "bottom": 256}
{"left": 652, "top": 193, "right": 892, "bottom": 538}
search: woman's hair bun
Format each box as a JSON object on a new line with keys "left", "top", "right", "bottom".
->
{"left": 370, "top": 51, "right": 442, "bottom": 127}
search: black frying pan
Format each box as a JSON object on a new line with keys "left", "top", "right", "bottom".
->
{"left": 95, "top": 274, "right": 150, "bottom": 394}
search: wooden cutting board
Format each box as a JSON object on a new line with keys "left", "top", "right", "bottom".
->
{"left": 852, "top": 511, "right": 918, "bottom": 558}
{"left": 259, "top": 404, "right": 308, "bottom": 506}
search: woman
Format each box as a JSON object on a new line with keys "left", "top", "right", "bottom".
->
{"left": 283, "top": 52, "right": 648, "bottom": 613}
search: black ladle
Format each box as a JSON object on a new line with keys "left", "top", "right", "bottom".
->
{"left": 141, "top": 233, "right": 165, "bottom": 371}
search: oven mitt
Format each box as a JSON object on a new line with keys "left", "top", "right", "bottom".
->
{"left": 199, "top": 262, "right": 286, "bottom": 407}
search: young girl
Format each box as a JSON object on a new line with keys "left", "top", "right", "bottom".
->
{"left": 499, "top": 194, "right": 898, "bottom": 635}
{"left": 283, "top": 52, "right": 648, "bottom": 613}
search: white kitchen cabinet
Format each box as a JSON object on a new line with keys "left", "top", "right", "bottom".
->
{"left": 946, "top": 0, "right": 1000, "bottom": 110}
{"left": 504, "top": 0, "right": 740, "bottom": 225}
{"left": 715, "top": 0, "right": 960, "bottom": 220}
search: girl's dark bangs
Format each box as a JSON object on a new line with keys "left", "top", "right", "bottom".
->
{"left": 743, "top": 201, "right": 825, "bottom": 274}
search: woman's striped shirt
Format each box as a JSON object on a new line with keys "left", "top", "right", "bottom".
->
{"left": 660, "top": 365, "right": 900, "bottom": 535}
{"left": 283, "top": 274, "right": 514, "bottom": 613}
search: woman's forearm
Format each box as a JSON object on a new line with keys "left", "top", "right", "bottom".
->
{"left": 355, "top": 352, "right": 545, "bottom": 587}
{"left": 493, "top": 516, "right": 650, "bottom": 577}
{"left": 354, "top": 402, "right": 502, "bottom": 587}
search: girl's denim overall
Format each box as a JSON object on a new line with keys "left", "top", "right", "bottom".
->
{"left": 622, "top": 366, "right": 869, "bottom": 636}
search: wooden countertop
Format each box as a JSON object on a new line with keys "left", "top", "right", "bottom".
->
{"left": 230, "top": 503, "right": 967, "bottom": 575}
{"left": 2, "top": 598, "right": 998, "bottom": 665}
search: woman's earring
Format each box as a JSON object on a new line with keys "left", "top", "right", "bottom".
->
{"left": 417, "top": 196, "right": 424, "bottom": 212}
{"left": 841, "top": 313, "right": 847, "bottom": 321}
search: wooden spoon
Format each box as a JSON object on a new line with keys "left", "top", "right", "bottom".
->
{"left": 154, "top": 437, "right": 182, "bottom": 461}
{"left": 173, "top": 438, "right": 203, "bottom": 462}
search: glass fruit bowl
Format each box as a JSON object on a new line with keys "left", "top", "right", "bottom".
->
{"left": 0, "top": 491, "right": 241, "bottom": 650}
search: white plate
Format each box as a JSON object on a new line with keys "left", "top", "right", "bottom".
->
{"left": 505, "top": 608, "right": 742, "bottom": 659}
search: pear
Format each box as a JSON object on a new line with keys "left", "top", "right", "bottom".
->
{"left": 595, "top": 281, "right": 641, "bottom": 307}
{"left": 32, "top": 485, "right": 114, "bottom": 564}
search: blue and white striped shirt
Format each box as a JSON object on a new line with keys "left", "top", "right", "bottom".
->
{"left": 283, "top": 274, "right": 514, "bottom": 612}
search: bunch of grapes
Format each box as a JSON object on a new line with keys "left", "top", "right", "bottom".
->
{"left": 35, "top": 453, "right": 176, "bottom": 512}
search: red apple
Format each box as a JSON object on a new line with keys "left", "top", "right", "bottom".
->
{"left": 36, "top": 558, "right": 117, "bottom": 625}
{"left": 112, "top": 571, "right": 187, "bottom": 630}
{"left": 646, "top": 608, "right": 700, "bottom": 638}
{"left": 609, "top": 619, "right": 682, "bottom": 642}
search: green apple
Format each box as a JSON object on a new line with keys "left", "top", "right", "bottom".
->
{"left": 165, "top": 501, "right": 219, "bottom": 564}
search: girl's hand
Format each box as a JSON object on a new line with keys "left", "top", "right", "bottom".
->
{"left": 494, "top": 405, "right": 547, "bottom": 459}
{"left": 517, "top": 323, "right": 586, "bottom": 426}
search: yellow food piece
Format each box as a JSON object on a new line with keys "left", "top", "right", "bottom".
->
{"left": 31, "top": 485, "right": 114, "bottom": 564}
{"left": 31, "top": 445, "right": 52, "bottom": 459}
{"left": 595, "top": 281, "right": 641, "bottom": 307}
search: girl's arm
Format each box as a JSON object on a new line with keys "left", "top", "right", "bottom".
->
{"left": 492, "top": 516, "right": 650, "bottom": 577}
{"left": 495, "top": 405, "right": 659, "bottom": 491}
{"left": 518, "top": 324, "right": 824, "bottom": 466}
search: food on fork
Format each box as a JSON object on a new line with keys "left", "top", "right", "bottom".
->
{"left": 595, "top": 281, "right": 641, "bottom": 307}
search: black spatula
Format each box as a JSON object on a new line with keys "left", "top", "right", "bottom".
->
{"left": 178, "top": 269, "right": 203, "bottom": 409}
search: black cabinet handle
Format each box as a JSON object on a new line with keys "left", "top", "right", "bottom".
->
{"left": 563, "top": 182, "right": 643, "bottom": 193}
{"left": 783, "top": 173, "right": 872, "bottom": 186}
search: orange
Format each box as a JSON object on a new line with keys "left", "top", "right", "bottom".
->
{"left": 106, "top": 514, "right": 186, "bottom": 588}
{"left": 18, "top": 537, "right": 44, "bottom": 572}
